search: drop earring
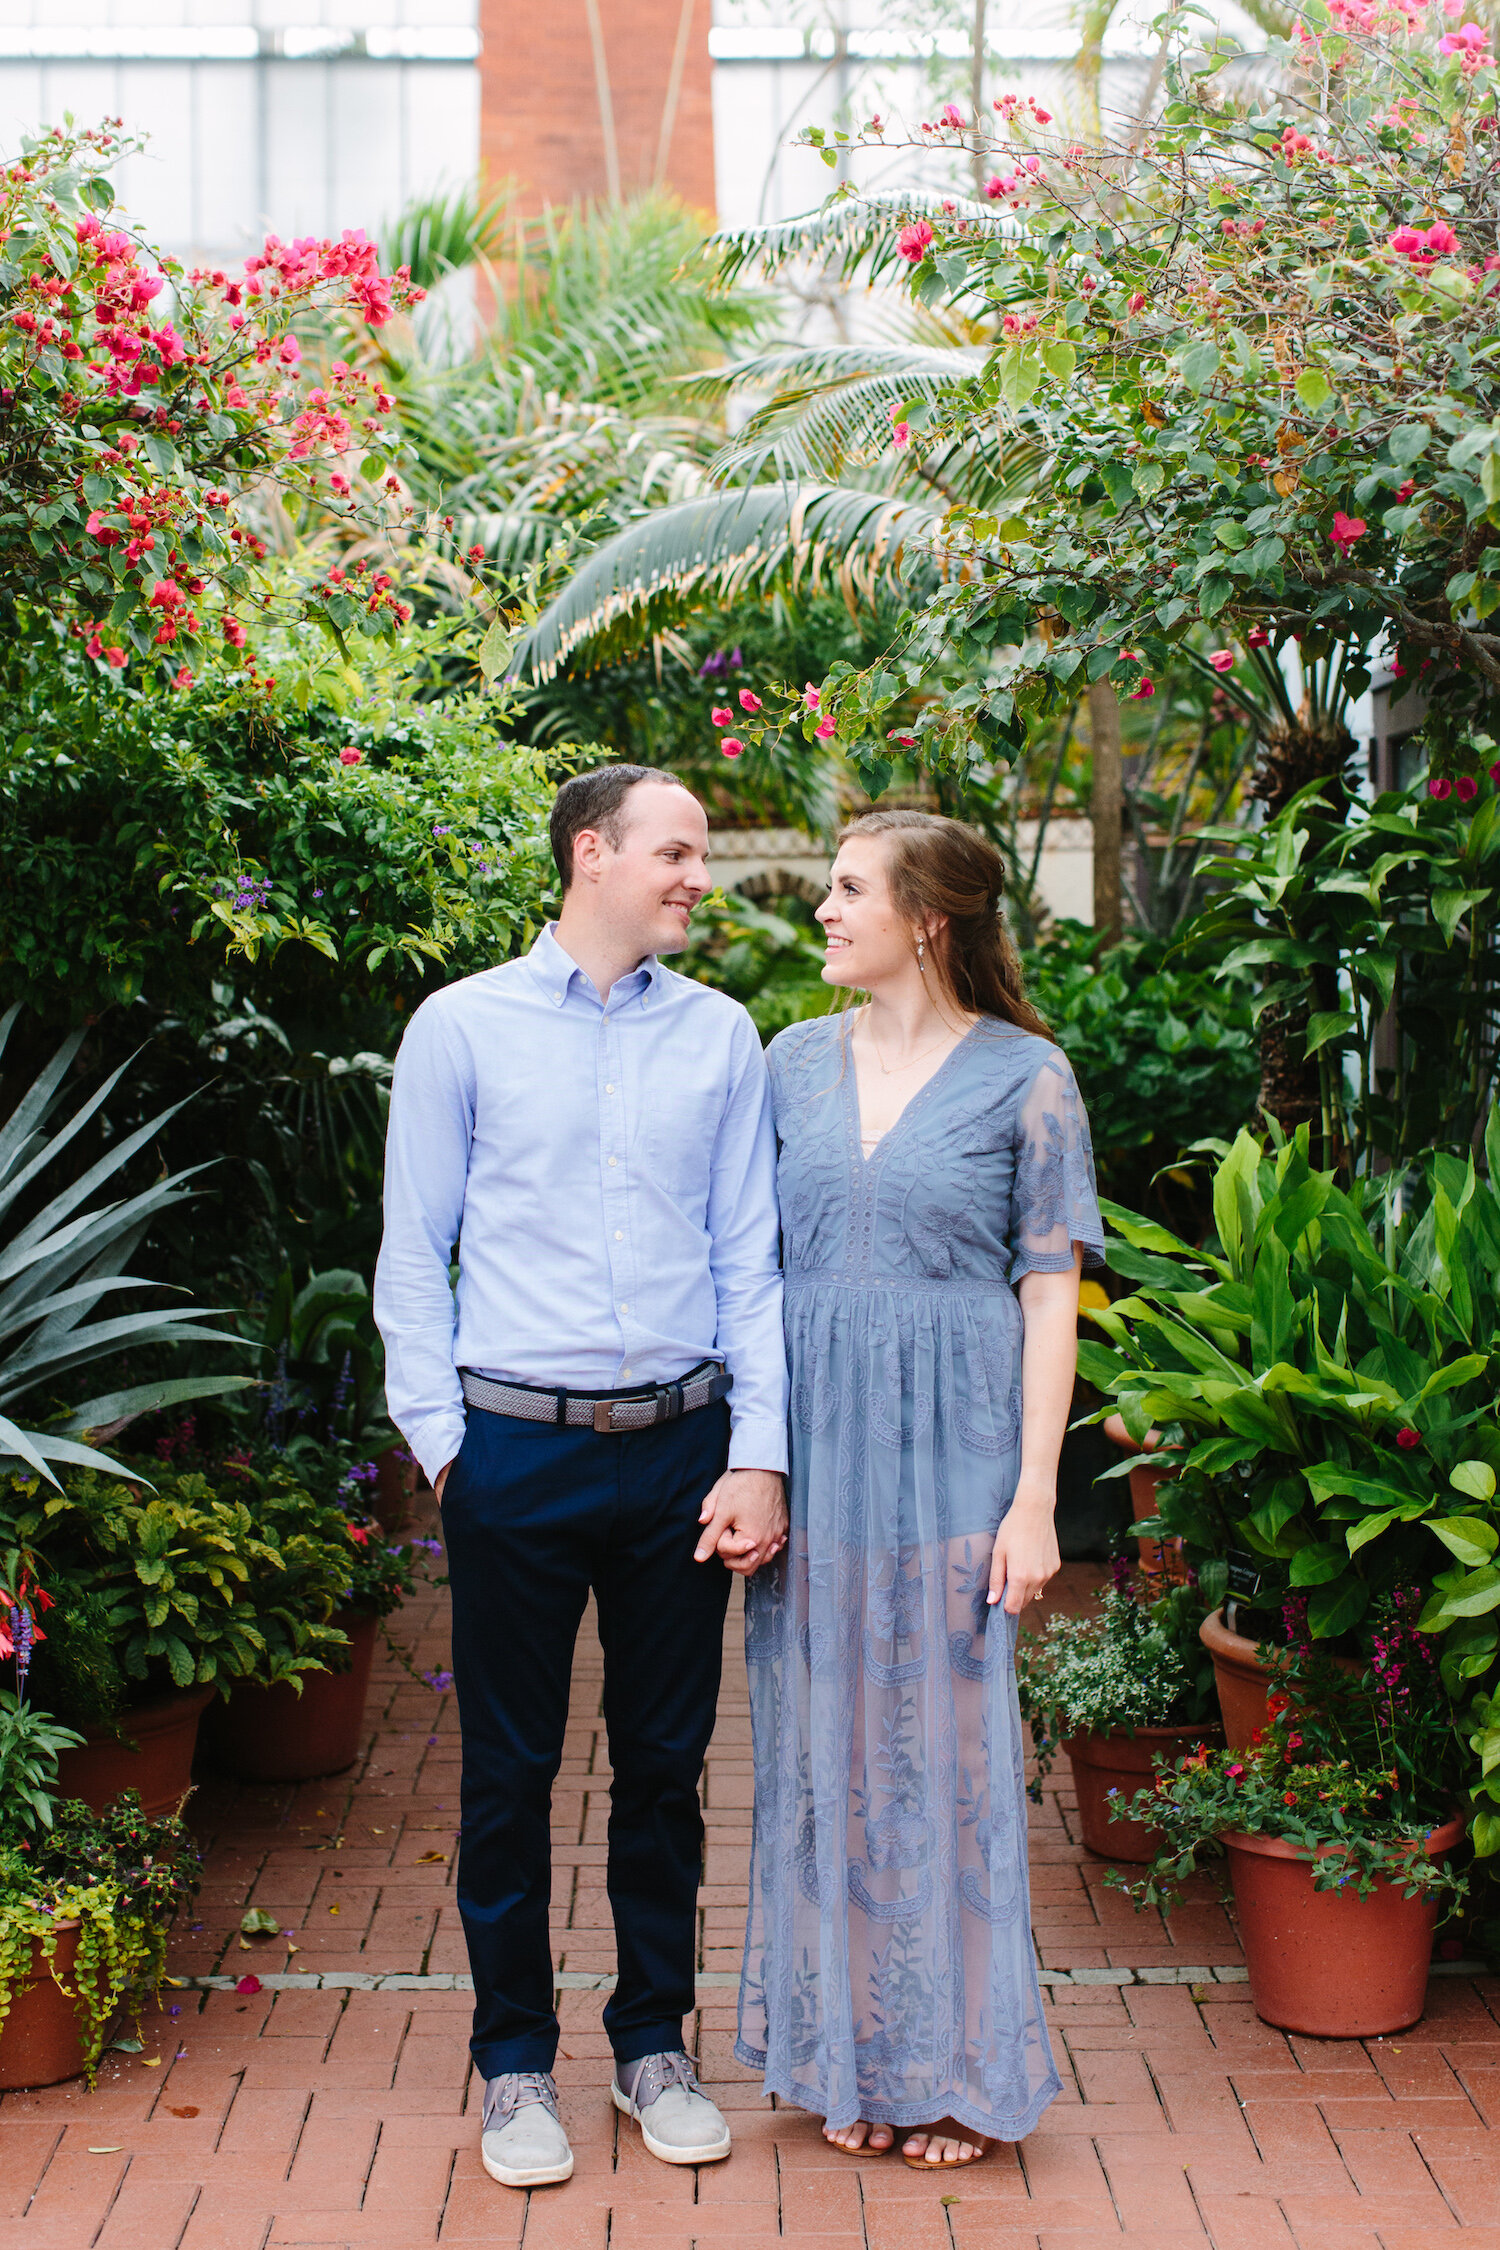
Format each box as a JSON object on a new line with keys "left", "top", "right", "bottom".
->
{"left": 917, "top": 936, "right": 926, "bottom": 973}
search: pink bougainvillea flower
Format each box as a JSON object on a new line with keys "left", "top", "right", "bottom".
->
{"left": 1248, "top": 626, "right": 1272, "bottom": 647}
{"left": 940, "top": 103, "right": 964, "bottom": 127}
{"left": 896, "top": 220, "right": 934, "bottom": 263}
{"left": 106, "top": 646, "right": 128, "bottom": 669}
{"left": 1128, "top": 678, "right": 1156, "bottom": 700}
{"left": 1423, "top": 219, "right": 1461, "bottom": 253}
{"left": 1457, "top": 775, "right": 1479, "bottom": 801}
{"left": 887, "top": 729, "right": 917, "bottom": 747}
{"left": 1127, "top": 291, "right": 1147, "bottom": 313}
{"left": 1439, "top": 20, "right": 1490, "bottom": 50}
{"left": 1209, "top": 651, "right": 1235, "bottom": 673}
{"left": 1428, "top": 776, "right": 1453, "bottom": 799}
{"left": 1388, "top": 225, "right": 1425, "bottom": 255}
{"left": 235, "top": 1975, "right": 263, "bottom": 1996}
{"left": 720, "top": 736, "right": 744, "bottom": 758}
{"left": 1330, "top": 511, "right": 1367, "bottom": 553}
{"left": 711, "top": 705, "right": 734, "bottom": 726}
{"left": 890, "top": 420, "right": 911, "bottom": 449}
{"left": 815, "top": 717, "right": 837, "bottom": 739}
{"left": 338, "top": 745, "right": 363, "bottom": 767}
{"left": 737, "top": 688, "right": 763, "bottom": 712}
{"left": 804, "top": 683, "right": 821, "bottom": 710}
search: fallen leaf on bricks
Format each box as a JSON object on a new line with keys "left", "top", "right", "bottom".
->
{"left": 416, "top": 1851, "right": 448, "bottom": 1864}
{"left": 168, "top": 2106, "right": 200, "bottom": 2119}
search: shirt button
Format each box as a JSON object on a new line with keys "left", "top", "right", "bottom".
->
{"left": 622, "top": 1368, "right": 633, "bottom": 1379}
{"left": 615, "top": 1229, "right": 624, "bottom": 1241}
{"left": 605, "top": 1083, "right": 615, "bottom": 1094}
{"left": 608, "top": 1156, "right": 618, "bottom": 1167}
{"left": 619, "top": 1302, "right": 629, "bottom": 1314}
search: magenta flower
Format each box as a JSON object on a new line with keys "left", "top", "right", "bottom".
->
{"left": 803, "top": 683, "right": 821, "bottom": 710}
{"left": 1248, "top": 627, "right": 1272, "bottom": 647}
{"left": 338, "top": 745, "right": 362, "bottom": 766}
{"left": 1428, "top": 777, "right": 1453, "bottom": 801}
{"left": 896, "top": 220, "right": 934, "bottom": 264}
{"left": 1423, "top": 219, "right": 1461, "bottom": 253}
{"left": 1330, "top": 511, "right": 1367, "bottom": 554}
{"left": 721, "top": 737, "right": 744, "bottom": 759}
{"left": 710, "top": 705, "right": 733, "bottom": 727}
{"left": 737, "top": 689, "right": 762, "bottom": 713}
{"left": 1439, "top": 21, "right": 1489, "bottom": 51}
{"left": 1396, "top": 1425, "right": 1421, "bottom": 1447}
{"left": 1128, "top": 678, "right": 1156, "bottom": 701}
{"left": 1457, "top": 775, "right": 1479, "bottom": 802}
{"left": 815, "top": 717, "right": 837, "bottom": 740}
{"left": 1208, "top": 651, "right": 1235, "bottom": 673}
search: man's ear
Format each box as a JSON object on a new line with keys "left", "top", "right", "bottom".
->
{"left": 571, "top": 827, "right": 607, "bottom": 885}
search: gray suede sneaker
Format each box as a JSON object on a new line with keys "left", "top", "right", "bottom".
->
{"left": 612, "top": 2051, "right": 731, "bottom": 2165}
{"left": 481, "top": 2070, "right": 574, "bottom": 2188}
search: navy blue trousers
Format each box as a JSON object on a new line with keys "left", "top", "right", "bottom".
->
{"left": 441, "top": 1398, "right": 732, "bottom": 2078}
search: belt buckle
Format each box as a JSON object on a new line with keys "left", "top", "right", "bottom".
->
{"left": 593, "top": 1399, "right": 617, "bottom": 1434}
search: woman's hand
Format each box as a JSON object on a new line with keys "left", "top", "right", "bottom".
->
{"left": 988, "top": 1476, "right": 1061, "bottom": 1615}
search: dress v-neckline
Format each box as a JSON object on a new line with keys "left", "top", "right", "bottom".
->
{"left": 844, "top": 1013, "right": 981, "bottom": 1167}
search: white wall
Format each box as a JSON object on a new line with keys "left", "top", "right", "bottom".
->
{"left": 0, "top": 3, "right": 479, "bottom": 265}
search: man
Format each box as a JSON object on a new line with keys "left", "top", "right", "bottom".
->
{"left": 374, "top": 765, "right": 788, "bottom": 2191}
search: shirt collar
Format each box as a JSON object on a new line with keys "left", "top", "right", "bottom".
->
{"left": 526, "top": 922, "right": 663, "bottom": 1006}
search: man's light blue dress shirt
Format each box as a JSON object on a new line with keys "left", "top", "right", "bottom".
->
{"left": 374, "top": 924, "right": 789, "bottom": 1488}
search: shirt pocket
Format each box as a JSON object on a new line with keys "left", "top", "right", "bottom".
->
{"left": 648, "top": 1083, "right": 724, "bottom": 1200}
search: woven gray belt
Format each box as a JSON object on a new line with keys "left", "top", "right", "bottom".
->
{"left": 459, "top": 1359, "right": 731, "bottom": 1435}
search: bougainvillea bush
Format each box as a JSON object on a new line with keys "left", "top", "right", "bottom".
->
{"left": 0, "top": 121, "right": 423, "bottom": 680}
{"left": 718, "top": 4, "right": 1500, "bottom": 792}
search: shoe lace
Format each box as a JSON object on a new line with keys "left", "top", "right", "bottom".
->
{"left": 484, "top": 2070, "right": 559, "bottom": 2130}
{"left": 630, "top": 2050, "right": 704, "bottom": 2108}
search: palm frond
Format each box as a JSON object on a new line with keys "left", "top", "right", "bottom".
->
{"left": 379, "top": 180, "right": 513, "bottom": 293}
{"left": 709, "top": 189, "right": 1009, "bottom": 287}
{"left": 697, "top": 341, "right": 992, "bottom": 489}
{"left": 507, "top": 484, "right": 941, "bottom": 684}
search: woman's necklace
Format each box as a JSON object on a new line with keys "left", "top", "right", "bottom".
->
{"left": 867, "top": 1017, "right": 959, "bottom": 1075}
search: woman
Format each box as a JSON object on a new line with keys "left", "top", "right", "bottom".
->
{"left": 737, "top": 810, "right": 1103, "bottom": 2166}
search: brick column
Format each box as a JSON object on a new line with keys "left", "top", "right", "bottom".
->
{"left": 481, "top": 0, "right": 716, "bottom": 216}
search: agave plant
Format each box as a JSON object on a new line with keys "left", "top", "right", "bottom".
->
{"left": 0, "top": 1010, "right": 251, "bottom": 1484}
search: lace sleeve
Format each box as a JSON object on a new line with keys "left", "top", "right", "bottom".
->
{"left": 1009, "top": 1047, "right": 1105, "bottom": 1282}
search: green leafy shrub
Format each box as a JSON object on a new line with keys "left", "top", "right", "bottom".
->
{"left": 0, "top": 1790, "right": 199, "bottom": 2082}
{"left": 1024, "top": 925, "right": 1259, "bottom": 1216}
{"left": 0, "top": 1692, "right": 83, "bottom": 1832}
{"left": 1016, "top": 1573, "right": 1218, "bottom": 1792}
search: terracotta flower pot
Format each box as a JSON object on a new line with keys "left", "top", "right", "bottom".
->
{"left": 1199, "top": 1608, "right": 1361, "bottom": 1750}
{"left": 372, "top": 1445, "right": 420, "bottom": 1535}
{"left": 1102, "top": 1415, "right": 1187, "bottom": 1594}
{"left": 202, "top": 1612, "right": 379, "bottom": 1782}
{"left": 0, "top": 1921, "right": 85, "bottom": 2091}
{"left": 1064, "top": 1722, "right": 1224, "bottom": 1862}
{"left": 53, "top": 1686, "right": 214, "bottom": 1819}
{"left": 1224, "top": 1817, "right": 1464, "bottom": 2037}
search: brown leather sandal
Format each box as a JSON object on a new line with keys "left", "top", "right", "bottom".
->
{"left": 901, "top": 2120, "right": 988, "bottom": 2170}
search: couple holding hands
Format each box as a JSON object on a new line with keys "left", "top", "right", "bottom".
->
{"left": 374, "top": 763, "right": 1103, "bottom": 2189}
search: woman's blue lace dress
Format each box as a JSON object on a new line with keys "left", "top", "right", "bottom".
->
{"left": 737, "top": 1011, "right": 1105, "bottom": 2141}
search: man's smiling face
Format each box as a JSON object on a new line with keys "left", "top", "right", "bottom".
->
{"left": 588, "top": 779, "right": 711, "bottom": 959}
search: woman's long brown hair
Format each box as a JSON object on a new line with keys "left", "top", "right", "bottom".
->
{"left": 838, "top": 808, "right": 1054, "bottom": 1039}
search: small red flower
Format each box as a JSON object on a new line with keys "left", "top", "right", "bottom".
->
{"left": 737, "top": 689, "right": 763, "bottom": 713}
{"left": 1396, "top": 1425, "right": 1420, "bottom": 1449}
{"left": 1283, "top": 1790, "right": 1298, "bottom": 1805}
{"left": 710, "top": 705, "right": 734, "bottom": 727}
{"left": 1457, "top": 775, "right": 1478, "bottom": 802}
{"left": 338, "top": 746, "right": 362, "bottom": 767}
{"left": 721, "top": 737, "right": 744, "bottom": 759}
{"left": 1428, "top": 777, "right": 1453, "bottom": 800}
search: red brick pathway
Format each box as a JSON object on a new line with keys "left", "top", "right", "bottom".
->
{"left": 6, "top": 1554, "right": 1500, "bottom": 2249}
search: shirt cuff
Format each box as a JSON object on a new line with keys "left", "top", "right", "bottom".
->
{"left": 406, "top": 1410, "right": 467, "bottom": 1491}
{"left": 727, "top": 1414, "right": 788, "bottom": 1477}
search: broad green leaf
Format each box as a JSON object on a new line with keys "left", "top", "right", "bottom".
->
{"left": 1431, "top": 1517, "right": 1499, "bottom": 1567}
{"left": 1389, "top": 422, "right": 1432, "bottom": 467}
{"left": 1307, "top": 1465, "right": 1420, "bottom": 1508}
{"left": 1433, "top": 888, "right": 1491, "bottom": 944}
{"left": 1294, "top": 367, "right": 1333, "bottom": 412}
{"left": 1473, "top": 1808, "right": 1500, "bottom": 1856}
{"left": 1042, "top": 340, "right": 1076, "bottom": 383}
{"left": 1289, "top": 1540, "right": 1350, "bottom": 1585}
{"left": 1421, "top": 1566, "right": 1500, "bottom": 1625}
{"left": 1132, "top": 460, "right": 1166, "bottom": 501}
{"left": 1179, "top": 339, "right": 1221, "bottom": 392}
{"left": 1251, "top": 1233, "right": 1294, "bottom": 1368}
{"left": 1307, "top": 1576, "right": 1368, "bottom": 1638}
{"left": 1304, "top": 1010, "right": 1356, "bottom": 1055}
{"left": 1452, "top": 1459, "right": 1498, "bottom": 1502}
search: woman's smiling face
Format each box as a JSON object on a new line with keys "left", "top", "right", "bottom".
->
{"left": 816, "top": 835, "right": 921, "bottom": 989}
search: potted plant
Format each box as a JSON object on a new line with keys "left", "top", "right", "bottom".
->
{"left": 200, "top": 1473, "right": 418, "bottom": 1782}
{"left": 1017, "top": 1568, "right": 1222, "bottom": 1861}
{"left": 1113, "top": 1606, "right": 1465, "bottom": 2037}
{"left": 1101, "top": 1414, "right": 1187, "bottom": 1595}
{"left": 1080, "top": 1121, "right": 1500, "bottom": 1831}
{"left": 8, "top": 1456, "right": 353, "bottom": 1814}
{"left": 0, "top": 1691, "right": 199, "bottom": 2091}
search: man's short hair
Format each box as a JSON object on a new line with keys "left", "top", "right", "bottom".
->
{"left": 549, "top": 765, "right": 683, "bottom": 890}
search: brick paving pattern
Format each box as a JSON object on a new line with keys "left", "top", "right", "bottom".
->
{"left": 6, "top": 1548, "right": 1500, "bottom": 2248}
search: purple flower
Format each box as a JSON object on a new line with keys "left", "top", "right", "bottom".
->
{"left": 423, "top": 1667, "right": 455, "bottom": 1692}
{"left": 413, "top": 1537, "right": 443, "bottom": 1555}
{"left": 433, "top": 824, "right": 452, "bottom": 836}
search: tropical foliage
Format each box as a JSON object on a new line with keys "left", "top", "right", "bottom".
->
{"left": 0, "top": 122, "right": 422, "bottom": 675}
{"left": 0, "top": 1015, "right": 252, "bottom": 1483}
